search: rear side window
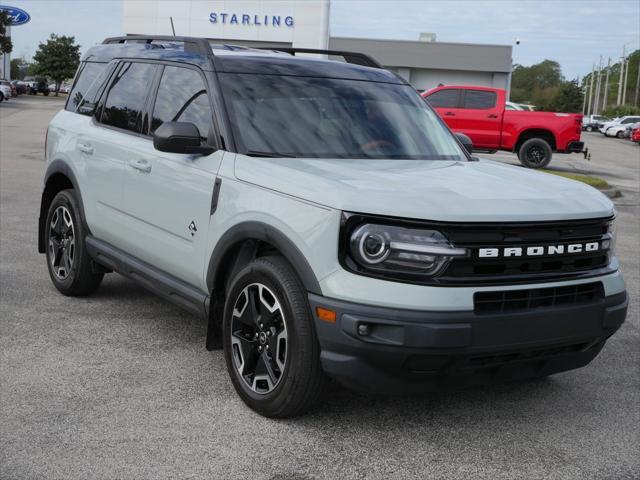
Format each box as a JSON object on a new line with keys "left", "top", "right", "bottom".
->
{"left": 66, "top": 62, "right": 107, "bottom": 112}
{"left": 151, "top": 66, "right": 212, "bottom": 139}
{"left": 425, "top": 89, "right": 460, "bottom": 108}
{"left": 463, "top": 90, "right": 497, "bottom": 109}
{"left": 100, "top": 62, "right": 157, "bottom": 133}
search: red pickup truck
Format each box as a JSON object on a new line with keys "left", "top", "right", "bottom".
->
{"left": 422, "top": 86, "right": 586, "bottom": 168}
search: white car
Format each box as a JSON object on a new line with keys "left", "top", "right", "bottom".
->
{"left": 600, "top": 116, "right": 640, "bottom": 136}
{"left": 40, "top": 35, "right": 629, "bottom": 418}
{"left": 0, "top": 82, "right": 12, "bottom": 102}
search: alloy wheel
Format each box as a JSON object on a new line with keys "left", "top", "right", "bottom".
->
{"left": 48, "top": 206, "right": 75, "bottom": 280}
{"left": 230, "top": 283, "right": 288, "bottom": 394}
{"left": 526, "top": 145, "right": 545, "bottom": 165}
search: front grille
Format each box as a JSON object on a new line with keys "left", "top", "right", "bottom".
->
{"left": 439, "top": 217, "right": 613, "bottom": 284}
{"left": 474, "top": 282, "right": 604, "bottom": 314}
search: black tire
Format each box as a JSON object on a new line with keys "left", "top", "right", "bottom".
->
{"left": 517, "top": 138, "right": 552, "bottom": 169}
{"left": 0, "top": 92, "right": 4, "bottom": 102}
{"left": 223, "top": 256, "right": 327, "bottom": 418}
{"left": 616, "top": 131, "right": 624, "bottom": 138}
{"left": 44, "top": 91, "right": 50, "bottom": 96}
{"left": 45, "top": 189, "right": 103, "bottom": 296}
{"left": 586, "top": 126, "right": 593, "bottom": 132}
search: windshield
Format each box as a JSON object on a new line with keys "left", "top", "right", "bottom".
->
{"left": 220, "top": 74, "right": 467, "bottom": 160}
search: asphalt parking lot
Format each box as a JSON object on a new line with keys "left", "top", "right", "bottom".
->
{"left": 1, "top": 96, "right": 638, "bottom": 479}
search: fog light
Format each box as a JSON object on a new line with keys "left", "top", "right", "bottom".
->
{"left": 357, "top": 324, "right": 370, "bottom": 336}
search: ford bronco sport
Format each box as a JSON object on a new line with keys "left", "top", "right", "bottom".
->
{"left": 39, "top": 36, "right": 628, "bottom": 418}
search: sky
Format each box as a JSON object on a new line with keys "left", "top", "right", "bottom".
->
{"left": 6, "top": 0, "right": 640, "bottom": 80}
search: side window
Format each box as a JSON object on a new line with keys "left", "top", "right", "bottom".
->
{"left": 425, "top": 89, "right": 460, "bottom": 109}
{"left": 100, "top": 62, "right": 157, "bottom": 133}
{"left": 66, "top": 62, "right": 107, "bottom": 112}
{"left": 463, "top": 90, "right": 497, "bottom": 109}
{"left": 151, "top": 66, "right": 212, "bottom": 140}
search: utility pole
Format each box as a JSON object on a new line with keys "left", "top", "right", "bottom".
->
{"left": 602, "top": 57, "right": 611, "bottom": 111}
{"left": 593, "top": 56, "right": 603, "bottom": 114}
{"left": 622, "top": 57, "right": 630, "bottom": 105}
{"left": 634, "top": 59, "right": 640, "bottom": 106}
{"left": 617, "top": 44, "right": 626, "bottom": 105}
{"left": 587, "top": 64, "right": 595, "bottom": 116}
{"left": 582, "top": 75, "right": 588, "bottom": 114}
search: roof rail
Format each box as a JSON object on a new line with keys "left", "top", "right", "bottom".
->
{"left": 102, "top": 35, "right": 213, "bottom": 56}
{"left": 258, "top": 47, "right": 383, "bottom": 69}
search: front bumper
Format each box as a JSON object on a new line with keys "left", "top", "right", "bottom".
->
{"left": 309, "top": 290, "right": 628, "bottom": 394}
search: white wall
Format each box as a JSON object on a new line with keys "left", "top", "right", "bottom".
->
{"left": 123, "top": 0, "right": 330, "bottom": 49}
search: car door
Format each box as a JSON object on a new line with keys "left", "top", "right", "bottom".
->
{"left": 119, "top": 64, "right": 223, "bottom": 287}
{"left": 459, "top": 89, "right": 501, "bottom": 149}
{"left": 423, "top": 88, "right": 464, "bottom": 132}
{"left": 82, "top": 61, "right": 159, "bottom": 248}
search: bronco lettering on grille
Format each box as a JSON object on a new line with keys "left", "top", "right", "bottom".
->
{"left": 478, "top": 242, "right": 600, "bottom": 258}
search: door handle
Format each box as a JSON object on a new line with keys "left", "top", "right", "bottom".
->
{"left": 78, "top": 143, "right": 93, "bottom": 155}
{"left": 129, "top": 159, "right": 152, "bottom": 173}
{"left": 488, "top": 114, "right": 498, "bottom": 119}
{"left": 445, "top": 111, "right": 456, "bottom": 116}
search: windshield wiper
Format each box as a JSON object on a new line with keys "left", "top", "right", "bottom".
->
{"left": 245, "top": 150, "right": 297, "bottom": 158}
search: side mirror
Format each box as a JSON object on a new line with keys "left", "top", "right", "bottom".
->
{"left": 454, "top": 132, "right": 473, "bottom": 155}
{"left": 153, "top": 121, "right": 215, "bottom": 155}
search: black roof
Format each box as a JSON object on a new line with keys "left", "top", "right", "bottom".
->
{"left": 81, "top": 36, "right": 405, "bottom": 84}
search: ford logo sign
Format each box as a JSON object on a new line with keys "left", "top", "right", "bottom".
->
{"left": 0, "top": 5, "right": 31, "bottom": 26}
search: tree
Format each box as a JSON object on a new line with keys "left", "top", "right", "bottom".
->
{"left": 32, "top": 34, "right": 80, "bottom": 95}
{"left": 0, "top": 10, "right": 12, "bottom": 55}
{"left": 548, "top": 80, "right": 583, "bottom": 113}
{"left": 511, "top": 60, "right": 564, "bottom": 105}
{"left": 10, "top": 57, "right": 25, "bottom": 79}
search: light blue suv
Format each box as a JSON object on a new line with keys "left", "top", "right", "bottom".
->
{"left": 39, "top": 36, "right": 628, "bottom": 417}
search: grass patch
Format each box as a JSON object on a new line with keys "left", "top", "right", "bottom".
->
{"left": 540, "top": 169, "right": 609, "bottom": 189}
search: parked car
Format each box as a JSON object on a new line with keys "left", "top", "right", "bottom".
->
{"left": 599, "top": 116, "right": 640, "bottom": 135}
{"left": 29, "top": 78, "right": 51, "bottom": 96}
{"left": 0, "top": 79, "right": 17, "bottom": 97}
{"left": 11, "top": 80, "right": 28, "bottom": 94}
{"left": 630, "top": 123, "right": 640, "bottom": 143}
{"left": 0, "top": 81, "right": 12, "bottom": 102}
{"left": 518, "top": 104, "right": 536, "bottom": 111}
{"left": 605, "top": 120, "right": 640, "bottom": 138}
{"left": 505, "top": 101, "right": 523, "bottom": 111}
{"left": 40, "top": 36, "right": 628, "bottom": 418}
{"left": 422, "top": 85, "right": 585, "bottom": 168}
{"left": 582, "top": 114, "right": 609, "bottom": 132}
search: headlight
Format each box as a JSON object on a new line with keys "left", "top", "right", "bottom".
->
{"left": 606, "top": 218, "right": 616, "bottom": 253}
{"left": 348, "top": 223, "right": 468, "bottom": 278}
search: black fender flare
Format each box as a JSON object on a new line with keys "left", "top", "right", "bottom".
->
{"left": 205, "top": 221, "right": 322, "bottom": 296}
{"left": 38, "top": 160, "right": 89, "bottom": 253}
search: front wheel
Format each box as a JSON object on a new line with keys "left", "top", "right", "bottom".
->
{"left": 223, "top": 256, "right": 327, "bottom": 418}
{"left": 45, "top": 190, "right": 103, "bottom": 296}
{"left": 616, "top": 131, "right": 624, "bottom": 138}
{"left": 518, "top": 138, "right": 552, "bottom": 169}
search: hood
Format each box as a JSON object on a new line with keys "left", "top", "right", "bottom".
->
{"left": 234, "top": 156, "right": 614, "bottom": 222}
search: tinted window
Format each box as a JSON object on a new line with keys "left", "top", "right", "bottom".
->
{"left": 100, "top": 62, "right": 156, "bottom": 133}
{"left": 463, "top": 90, "right": 497, "bottom": 109}
{"left": 66, "top": 62, "right": 107, "bottom": 112}
{"left": 151, "top": 66, "right": 212, "bottom": 139}
{"left": 221, "top": 74, "right": 466, "bottom": 160}
{"left": 425, "top": 89, "right": 460, "bottom": 108}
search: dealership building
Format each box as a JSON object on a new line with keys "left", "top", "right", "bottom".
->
{"left": 123, "top": 0, "right": 513, "bottom": 92}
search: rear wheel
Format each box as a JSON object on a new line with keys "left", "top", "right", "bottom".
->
{"left": 586, "top": 126, "right": 593, "bottom": 132}
{"left": 518, "top": 138, "right": 552, "bottom": 169}
{"left": 0, "top": 92, "right": 4, "bottom": 102}
{"left": 223, "top": 256, "right": 327, "bottom": 418}
{"left": 616, "top": 131, "right": 624, "bottom": 138}
{"left": 45, "top": 190, "right": 103, "bottom": 296}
